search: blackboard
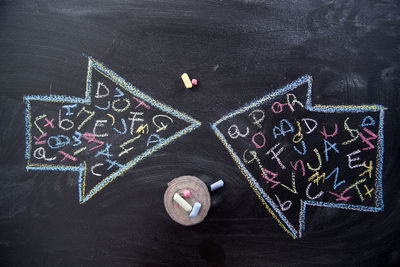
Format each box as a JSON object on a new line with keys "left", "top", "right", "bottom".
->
{"left": 1, "top": 0, "right": 399, "bottom": 266}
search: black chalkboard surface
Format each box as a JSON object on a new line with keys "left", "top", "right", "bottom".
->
{"left": 1, "top": 0, "right": 399, "bottom": 266}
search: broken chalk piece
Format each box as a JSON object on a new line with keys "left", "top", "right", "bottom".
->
{"left": 191, "top": 79, "right": 198, "bottom": 86}
{"left": 189, "top": 202, "right": 202, "bottom": 218}
{"left": 210, "top": 179, "right": 224, "bottom": 191}
{"left": 173, "top": 193, "right": 192, "bottom": 212}
{"left": 181, "top": 73, "right": 193, "bottom": 89}
{"left": 183, "top": 189, "right": 191, "bottom": 198}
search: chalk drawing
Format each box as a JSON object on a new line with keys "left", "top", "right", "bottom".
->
{"left": 24, "top": 56, "right": 201, "bottom": 204}
{"left": 211, "top": 75, "right": 385, "bottom": 238}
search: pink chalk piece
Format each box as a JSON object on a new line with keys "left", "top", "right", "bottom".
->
{"left": 183, "top": 189, "right": 191, "bottom": 198}
{"left": 191, "top": 79, "right": 198, "bottom": 86}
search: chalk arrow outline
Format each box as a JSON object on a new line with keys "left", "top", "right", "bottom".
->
{"left": 211, "top": 75, "right": 385, "bottom": 238}
{"left": 24, "top": 56, "right": 201, "bottom": 204}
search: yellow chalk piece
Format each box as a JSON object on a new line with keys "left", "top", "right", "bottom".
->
{"left": 181, "top": 73, "right": 193, "bottom": 89}
{"left": 173, "top": 193, "right": 192, "bottom": 212}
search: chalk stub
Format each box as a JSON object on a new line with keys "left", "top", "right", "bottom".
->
{"left": 183, "top": 189, "right": 191, "bottom": 198}
{"left": 191, "top": 79, "right": 198, "bottom": 86}
{"left": 164, "top": 175, "right": 211, "bottom": 226}
{"left": 189, "top": 202, "right": 202, "bottom": 218}
{"left": 173, "top": 193, "right": 192, "bottom": 212}
{"left": 210, "top": 179, "right": 224, "bottom": 191}
{"left": 181, "top": 73, "right": 193, "bottom": 89}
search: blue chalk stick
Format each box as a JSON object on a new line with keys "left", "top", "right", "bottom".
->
{"left": 189, "top": 202, "right": 202, "bottom": 217}
{"left": 210, "top": 179, "right": 224, "bottom": 191}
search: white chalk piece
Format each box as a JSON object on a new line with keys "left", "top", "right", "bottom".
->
{"left": 189, "top": 202, "right": 202, "bottom": 218}
{"left": 181, "top": 73, "right": 193, "bottom": 89}
{"left": 210, "top": 179, "right": 224, "bottom": 191}
{"left": 173, "top": 193, "right": 192, "bottom": 212}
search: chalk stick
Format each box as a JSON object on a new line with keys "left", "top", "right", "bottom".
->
{"left": 210, "top": 179, "right": 224, "bottom": 191}
{"left": 189, "top": 202, "right": 202, "bottom": 218}
{"left": 181, "top": 73, "right": 193, "bottom": 89}
{"left": 173, "top": 193, "right": 192, "bottom": 212}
